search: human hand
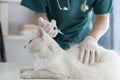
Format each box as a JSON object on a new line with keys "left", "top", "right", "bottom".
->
{"left": 78, "top": 36, "right": 100, "bottom": 65}
{"left": 38, "top": 17, "right": 59, "bottom": 37}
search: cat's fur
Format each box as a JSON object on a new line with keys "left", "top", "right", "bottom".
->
{"left": 21, "top": 28, "right": 120, "bottom": 80}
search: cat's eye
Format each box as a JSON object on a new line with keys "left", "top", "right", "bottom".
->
{"left": 29, "top": 40, "right": 33, "bottom": 43}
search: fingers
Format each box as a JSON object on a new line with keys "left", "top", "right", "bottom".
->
{"left": 78, "top": 49, "right": 99, "bottom": 65}
{"left": 43, "top": 25, "right": 50, "bottom": 33}
{"left": 40, "top": 20, "right": 58, "bottom": 37}
{"left": 51, "top": 31, "right": 58, "bottom": 38}
{"left": 78, "top": 49, "right": 85, "bottom": 63}
{"left": 83, "top": 50, "right": 90, "bottom": 65}
{"left": 38, "top": 18, "right": 58, "bottom": 37}
{"left": 47, "top": 27, "right": 58, "bottom": 37}
{"left": 89, "top": 51, "right": 95, "bottom": 65}
{"left": 41, "top": 24, "right": 58, "bottom": 37}
{"left": 95, "top": 50, "right": 99, "bottom": 63}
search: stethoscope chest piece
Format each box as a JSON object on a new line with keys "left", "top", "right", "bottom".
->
{"left": 56, "top": 0, "right": 89, "bottom": 12}
{"left": 56, "top": 0, "right": 70, "bottom": 11}
{"left": 81, "top": 0, "right": 89, "bottom": 12}
{"left": 63, "top": 7, "right": 70, "bottom": 10}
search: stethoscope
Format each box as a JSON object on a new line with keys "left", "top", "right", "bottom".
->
{"left": 56, "top": 0, "right": 89, "bottom": 12}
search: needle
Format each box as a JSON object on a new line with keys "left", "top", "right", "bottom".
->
{"left": 58, "top": 30, "right": 64, "bottom": 35}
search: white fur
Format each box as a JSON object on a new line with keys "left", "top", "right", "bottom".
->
{"left": 21, "top": 28, "right": 120, "bottom": 80}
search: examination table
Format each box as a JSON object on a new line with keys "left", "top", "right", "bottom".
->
{"left": 0, "top": 63, "right": 78, "bottom": 80}
{"left": 0, "top": 63, "right": 55, "bottom": 80}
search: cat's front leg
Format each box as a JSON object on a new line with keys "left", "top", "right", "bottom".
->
{"left": 21, "top": 70, "right": 66, "bottom": 79}
{"left": 21, "top": 71, "right": 35, "bottom": 79}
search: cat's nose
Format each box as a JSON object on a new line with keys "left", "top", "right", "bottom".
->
{"left": 24, "top": 45, "right": 26, "bottom": 48}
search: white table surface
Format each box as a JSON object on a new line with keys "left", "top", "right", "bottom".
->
{"left": 0, "top": 0, "right": 21, "bottom": 3}
{"left": 0, "top": 63, "right": 77, "bottom": 80}
{"left": 0, "top": 63, "right": 59, "bottom": 80}
{"left": 0, "top": 63, "right": 27, "bottom": 80}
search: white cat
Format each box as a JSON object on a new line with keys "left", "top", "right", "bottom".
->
{"left": 21, "top": 26, "right": 120, "bottom": 80}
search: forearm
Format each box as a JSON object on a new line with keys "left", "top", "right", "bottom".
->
{"left": 33, "top": 12, "right": 49, "bottom": 25}
{"left": 89, "top": 14, "right": 110, "bottom": 41}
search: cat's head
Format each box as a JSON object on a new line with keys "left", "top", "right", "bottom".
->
{"left": 25, "top": 28, "right": 63, "bottom": 59}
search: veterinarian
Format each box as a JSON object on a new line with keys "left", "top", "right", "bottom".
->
{"left": 21, "top": 0, "right": 112, "bottom": 64}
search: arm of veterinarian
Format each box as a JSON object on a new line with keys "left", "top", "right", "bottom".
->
{"left": 78, "top": 14, "right": 110, "bottom": 65}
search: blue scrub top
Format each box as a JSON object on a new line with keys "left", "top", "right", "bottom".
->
{"left": 21, "top": 0, "right": 112, "bottom": 49}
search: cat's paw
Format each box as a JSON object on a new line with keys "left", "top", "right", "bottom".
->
{"left": 20, "top": 67, "right": 33, "bottom": 73}
{"left": 21, "top": 71, "right": 34, "bottom": 79}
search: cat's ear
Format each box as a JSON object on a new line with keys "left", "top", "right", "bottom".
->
{"left": 50, "top": 19, "right": 56, "bottom": 25}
